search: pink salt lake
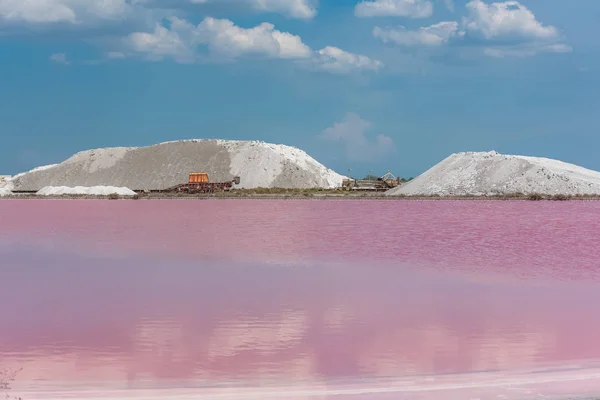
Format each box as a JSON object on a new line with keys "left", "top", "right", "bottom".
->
{"left": 1, "top": 199, "right": 600, "bottom": 400}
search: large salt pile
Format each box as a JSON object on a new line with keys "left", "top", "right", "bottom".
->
{"left": 387, "top": 151, "right": 600, "bottom": 196}
{"left": 10, "top": 140, "right": 345, "bottom": 191}
{"left": 36, "top": 186, "right": 137, "bottom": 196}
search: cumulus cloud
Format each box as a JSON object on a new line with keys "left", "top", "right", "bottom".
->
{"left": 355, "top": 0, "right": 433, "bottom": 19}
{"left": 50, "top": 52, "right": 69, "bottom": 64}
{"left": 192, "top": 17, "right": 312, "bottom": 59}
{"left": 310, "top": 46, "right": 383, "bottom": 74}
{"left": 127, "top": 21, "right": 195, "bottom": 62}
{"left": 125, "top": 17, "right": 312, "bottom": 62}
{"left": 0, "top": 0, "right": 137, "bottom": 25}
{"left": 373, "top": 21, "right": 460, "bottom": 47}
{"left": 462, "top": 0, "right": 568, "bottom": 57}
{"left": 373, "top": 1, "right": 569, "bottom": 58}
{"left": 0, "top": 0, "right": 76, "bottom": 24}
{"left": 124, "top": 17, "right": 382, "bottom": 74}
{"left": 0, "top": 0, "right": 316, "bottom": 29}
{"left": 463, "top": 0, "right": 558, "bottom": 41}
{"left": 319, "top": 113, "right": 394, "bottom": 162}
{"left": 190, "top": 0, "right": 317, "bottom": 20}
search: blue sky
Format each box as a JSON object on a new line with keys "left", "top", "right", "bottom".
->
{"left": 1, "top": 0, "right": 598, "bottom": 178}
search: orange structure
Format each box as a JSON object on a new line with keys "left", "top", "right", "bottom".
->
{"left": 155, "top": 173, "right": 240, "bottom": 194}
{"left": 189, "top": 172, "right": 209, "bottom": 184}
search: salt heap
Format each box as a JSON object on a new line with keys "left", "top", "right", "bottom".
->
{"left": 387, "top": 151, "right": 600, "bottom": 196}
{"left": 0, "top": 188, "right": 12, "bottom": 197}
{"left": 36, "top": 186, "right": 137, "bottom": 196}
{"left": 10, "top": 140, "right": 346, "bottom": 191}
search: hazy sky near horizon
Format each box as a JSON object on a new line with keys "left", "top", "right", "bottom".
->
{"left": 1, "top": 0, "right": 598, "bottom": 177}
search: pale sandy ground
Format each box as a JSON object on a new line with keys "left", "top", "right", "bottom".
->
{"left": 35, "top": 186, "right": 136, "bottom": 196}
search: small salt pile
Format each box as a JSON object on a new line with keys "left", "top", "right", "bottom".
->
{"left": 36, "top": 186, "right": 136, "bottom": 196}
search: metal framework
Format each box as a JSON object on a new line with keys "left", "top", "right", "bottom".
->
{"left": 165, "top": 181, "right": 235, "bottom": 194}
{"left": 156, "top": 174, "right": 241, "bottom": 194}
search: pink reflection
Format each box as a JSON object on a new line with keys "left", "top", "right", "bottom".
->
{"left": 1, "top": 251, "right": 600, "bottom": 399}
{"left": 1, "top": 200, "right": 600, "bottom": 399}
{"left": 1, "top": 200, "right": 600, "bottom": 280}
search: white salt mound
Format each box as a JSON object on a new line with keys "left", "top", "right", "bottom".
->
{"left": 0, "top": 188, "right": 12, "bottom": 197}
{"left": 387, "top": 151, "right": 600, "bottom": 196}
{"left": 11, "top": 140, "right": 346, "bottom": 191}
{"left": 36, "top": 186, "right": 136, "bottom": 196}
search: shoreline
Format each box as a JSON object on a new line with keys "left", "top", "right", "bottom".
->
{"left": 2, "top": 190, "right": 600, "bottom": 201}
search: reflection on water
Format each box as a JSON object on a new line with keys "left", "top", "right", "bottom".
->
{"left": 2, "top": 251, "right": 600, "bottom": 399}
{"left": 1, "top": 200, "right": 600, "bottom": 399}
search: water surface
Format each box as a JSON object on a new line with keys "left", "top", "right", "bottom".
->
{"left": 1, "top": 200, "right": 600, "bottom": 399}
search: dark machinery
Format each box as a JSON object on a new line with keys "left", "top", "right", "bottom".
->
{"left": 161, "top": 173, "right": 241, "bottom": 194}
{"left": 340, "top": 171, "right": 401, "bottom": 192}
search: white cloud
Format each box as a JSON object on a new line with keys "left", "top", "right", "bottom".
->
{"left": 462, "top": 0, "right": 570, "bottom": 57}
{"left": 463, "top": 0, "right": 558, "bottom": 41}
{"left": 193, "top": 17, "right": 313, "bottom": 59}
{"left": 370, "top": 1, "right": 570, "bottom": 58}
{"left": 0, "top": 0, "right": 318, "bottom": 27}
{"left": 189, "top": 0, "right": 317, "bottom": 20}
{"left": 50, "top": 52, "right": 69, "bottom": 64}
{"left": 124, "top": 17, "right": 382, "bottom": 74}
{"left": 373, "top": 21, "right": 460, "bottom": 46}
{"left": 354, "top": 0, "right": 433, "bottom": 19}
{"left": 311, "top": 46, "right": 383, "bottom": 74}
{"left": 0, "top": 0, "right": 75, "bottom": 24}
{"left": 126, "top": 17, "right": 312, "bottom": 61}
{"left": 243, "top": 0, "right": 317, "bottom": 20}
{"left": 320, "top": 113, "right": 394, "bottom": 162}
{"left": 0, "top": 0, "right": 135, "bottom": 25}
{"left": 127, "top": 21, "right": 195, "bottom": 62}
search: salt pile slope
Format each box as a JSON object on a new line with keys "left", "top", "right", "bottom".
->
{"left": 0, "top": 188, "right": 12, "bottom": 197}
{"left": 387, "top": 151, "right": 600, "bottom": 196}
{"left": 11, "top": 140, "right": 346, "bottom": 191}
{"left": 37, "top": 186, "right": 136, "bottom": 196}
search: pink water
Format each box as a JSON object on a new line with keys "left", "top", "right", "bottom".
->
{"left": 1, "top": 200, "right": 600, "bottom": 399}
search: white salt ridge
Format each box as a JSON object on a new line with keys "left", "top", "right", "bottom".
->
{"left": 62, "top": 147, "right": 134, "bottom": 173}
{"left": 36, "top": 186, "right": 136, "bottom": 196}
{"left": 10, "top": 163, "right": 59, "bottom": 181}
{"left": 387, "top": 151, "right": 600, "bottom": 196}
{"left": 10, "top": 139, "right": 346, "bottom": 191}
{"left": 1, "top": 163, "right": 59, "bottom": 191}
{"left": 220, "top": 140, "right": 344, "bottom": 189}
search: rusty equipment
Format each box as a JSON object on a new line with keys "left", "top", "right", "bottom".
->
{"left": 341, "top": 171, "right": 402, "bottom": 192}
{"left": 378, "top": 171, "right": 401, "bottom": 189}
{"left": 160, "top": 172, "right": 241, "bottom": 194}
